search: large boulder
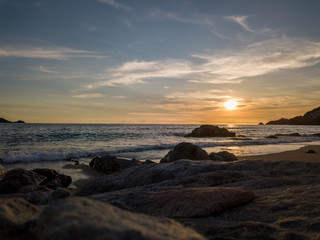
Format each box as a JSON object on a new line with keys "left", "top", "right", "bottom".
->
{"left": 209, "top": 151, "right": 238, "bottom": 161}
{"left": 28, "top": 197, "right": 207, "bottom": 240}
{"left": 89, "top": 154, "right": 141, "bottom": 174}
{"left": 33, "top": 168, "right": 72, "bottom": 189}
{"left": 185, "top": 125, "right": 236, "bottom": 138}
{"left": 90, "top": 187, "right": 254, "bottom": 218}
{"left": 0, "top": 169, "right": 46, "bottom": 194}
{"left": 160, "top": 142, "right": 210, "bottom": 163}
{"left": 0, "top": 198, "right": 42, "bottom": 239}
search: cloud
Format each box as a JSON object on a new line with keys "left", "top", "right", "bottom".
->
{"left": 73, "top": 93, "right": 103, "bottom": 98}
{"left": 225, "top": 15, "right": 254, "bottom": 32}
{"left": 89, "top": 37, "right": 320, "bottom": 87}
{"left": 98, "top": 0, "right": 132, "bottom": 11}
{"left": 0, "top": 45, "right": 103, "bottom": 60}
{"left": 31, "top": 65, "right": 59, "bottom": 73}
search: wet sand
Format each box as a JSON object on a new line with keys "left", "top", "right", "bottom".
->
{"left": 239, "top": 145, "right": 320, "bottom": 163}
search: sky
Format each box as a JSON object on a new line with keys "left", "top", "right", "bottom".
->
{"left": 1, "top": 0, "right": 320, "bottom": 124}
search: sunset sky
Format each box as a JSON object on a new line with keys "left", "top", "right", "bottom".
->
{"left": 1, "top": 0, "right": 320, "bottom": 124}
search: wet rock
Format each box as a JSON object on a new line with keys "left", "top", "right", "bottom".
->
{"left": 258, "top": 122, "right": 264, "bottom": 125}
{"left": 209, "top": 151, "right": 238, "bottom": 162}
{"left": 185, "top": 125, "right": 236, "bottom": 137}
{"left": 265, "top": 135, "right": 278, "bottom": 139}
{"left": 33, "top": 168, "right": 72, "bottom": 189}
{"left": 274, "top": 133, "right": 301, "bottom": 137}
{"left": 90, "top": 187, "right": 254, "bottom": 218}
{"left": 0, "top": 198, "right": 42, "bottom": 239}
{"left": 306, "top": 149, "right": 316, "bottom": 154}
{"left": 0, "top": 169, "right": 46, "bottom": 194}
{"left": 28, "top": 197, "right": 207, "bottom": 240}
{"left": 89, "top": 154, "right": 141, "bottom": 174}
{"left": 160, "top": 142, "right": 210, "bottom": 163}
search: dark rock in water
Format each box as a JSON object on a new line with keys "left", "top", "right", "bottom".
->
{"left": 0, "top": 198, "right": 42, "bottom": 239}
{"left": 160, "top": 142, "right": 210, "bottom": 163}
{"left": 267, "top": 106, "right": 320, "bottom": 125}
{"left": 258, "top": 122, "right": 264, "bottom": 125}
{"left": 274, "top": 133, "right": 301, "bottom": 137}
{"left": 89, "top": 154, "right": 141, "bottom": 174}
{"left": 265, "top": 135, "right": 278, "bottom": 139}
{"left": 33, "top": 168, "right": 72, "bottom": 189}
{"left": 28, "top": 197, "right": 206, "bottom": 240}
{"left": 210, "top": 151, "right": 238, "bottom": 161}
{"left": 143, "top": 159, "right": 157, "bottom": 164}
{"left": 311, "top": 133, "right": 320, "bottom": 137}
{"left": 185, "top": 125, "right": 236, "bottom": 138}
{"left": 90, "top": 187, "right": 254, "bottom": 218}
{"left": 0, "top": 169, "right": 46, "bottom": 194}
{"left": 306, "top": 149, "right": 316, "bottom": 154}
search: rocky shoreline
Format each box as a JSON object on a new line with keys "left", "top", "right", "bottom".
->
{"left": 1, "top": 143, "right": 320, "bottom": 239}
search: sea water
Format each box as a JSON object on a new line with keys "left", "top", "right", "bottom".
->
{"left": 1, "top": 123, "right": 320, "bottom": 165}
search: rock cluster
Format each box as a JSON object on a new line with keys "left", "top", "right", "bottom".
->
{"left": 184, "top": 125, "right": 236, "bottom": 137}
{"left": 0, "top": 168, "right": 71, "bottom": 205}
{"left": 89, "top": 154, "right": 141, "bottom": 174}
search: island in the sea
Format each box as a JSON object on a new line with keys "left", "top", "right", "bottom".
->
{"left": 0, "top": 117, "right": 25, "bottom": 123}
{"left": 267, "top": 106, "right": 320, "bottom": 125}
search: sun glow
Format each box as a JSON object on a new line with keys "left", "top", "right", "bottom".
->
{"left": 224, "top": 100, "right": 238, "bottom": 110}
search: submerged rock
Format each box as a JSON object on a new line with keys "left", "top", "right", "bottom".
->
{"left": 160, "top": 142, "right": 210, "bottom": 163}
{"left": 89, "top": 154, "right": 141, "bottom": 174}
{"left": 90, "top": 187, "right": 254, "bottom": 218}
{"left": 185, "top": 125, "right": 236, "bottom": 138}
{"left": 28, "top": 197, "right": 207, "bottom": 240}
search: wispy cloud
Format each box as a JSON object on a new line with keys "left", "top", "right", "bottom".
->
{"left": 89, "top": 37, "right": 320, "bottom": 87}
{"left": 225, "top": 15, "right": 254, "bottom": 32}
{"left": 30, "top": 65, "right": 59, "bottom": 73}
{"left": 0, "top": 45, "right": 103, "bottom": 60}
{"left": 98, "top": 0, "right": 132, "bottom": 11}
{"left": 73, "top": 93, "right": 103, "bottom": 98}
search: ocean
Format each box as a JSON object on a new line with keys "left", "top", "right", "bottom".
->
{"left": 1, "top": 124, "right": 320, "bottom": 167}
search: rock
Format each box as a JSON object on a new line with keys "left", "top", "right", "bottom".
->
{"left": 258, "top": 122, "right": 264, "bottom": 125}
{"left": 274, "top": 133, "right": 301, "bottom": 137}
{"left": 210, "top": 151, "right": 238, "bottom": 161}
{"left": 306, "top": 149, "right": 316, "bottom": 154}
{"left": 312, "top": 133, "right": 320, "bottom": 137}
{"left": 90, "top": 187, "right": 254, "bottom": 218}
{"left": 33, "top": 168, "right": 72, "bottom": 189}
{"left": 0, "top": 198, "right": 42, "bottom": 239}
{"left": 265, "top": 135, "right": 278, "bottom": 139}
{"left": 143, "top": 159, "right": 157, "bottom": 164}
{"left": 0, "top": 118, "right": 25, "bottom": 123}
{"left": 89, "top": 154, "right": 141, "bottom": 174}
{"left": 184, "top": 125, "right": 236, "bottom": 138}
{"left": 48, "top": 188, "right": 70, "bottom": 202}
{"left": 267, "top": 106, "right": 320, "bottom": 125}
{"left": 160, "top": 142, "right": 210, "bottom": 163}
{"left": 0, "top": 169, "right": 46, "bottom": 194}
{"left": 28, "top": 197, "right": 207, "bottom": 240}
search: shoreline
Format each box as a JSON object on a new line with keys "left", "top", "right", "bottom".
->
{"left": 239, "top": 145, "right": 320, "bottom": 163}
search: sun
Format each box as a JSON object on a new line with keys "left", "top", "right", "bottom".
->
{"left": 224, "top": 100, "right": 238, "bottom": 110}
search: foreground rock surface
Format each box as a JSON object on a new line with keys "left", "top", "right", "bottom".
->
{"left": 27, "top": 197, "right": 207, "bottom": 240}
{"left": 185, "top": 125, "right": 236, "bottom": 137}
{"left": 0, "top": 198, "right": 42, "bottom": 239}
{"left": 90, "top": 187, "right": 254, "bottom": 217}
{"left": 160, "top": 142, "right": 210, "bottom": 163}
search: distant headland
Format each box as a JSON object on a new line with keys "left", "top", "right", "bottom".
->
{"left": 0, "top": 117, "right": 25, "bottom": 123}
{"left": 267, "top": 106, "right": 320, "bottom": 125}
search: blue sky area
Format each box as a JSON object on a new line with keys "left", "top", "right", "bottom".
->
{"left": 1, "top": 0, "right": 320, "bottom": 123}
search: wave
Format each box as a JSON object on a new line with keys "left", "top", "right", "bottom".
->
{"left": 1, "top": 136, "right": 319, "bottom": 164}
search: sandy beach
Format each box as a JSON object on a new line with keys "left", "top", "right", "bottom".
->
{"left": 239, "top": 145, "right": 320, "bottom": 163}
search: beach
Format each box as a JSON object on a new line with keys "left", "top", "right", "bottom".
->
{"left": 1, "top": 126, "right": 320, "bottom": 239}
